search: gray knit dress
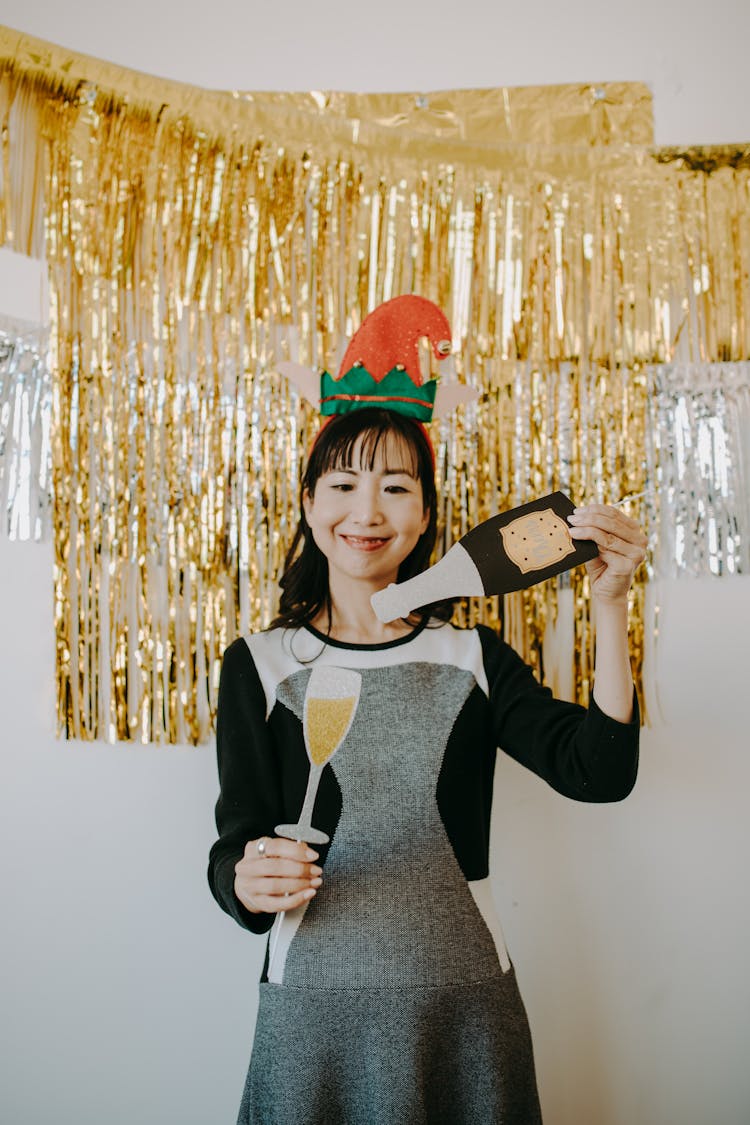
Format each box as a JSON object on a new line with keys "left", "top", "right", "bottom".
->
{"left": 209, "top": 620, "right": 639, "bottom": 1125}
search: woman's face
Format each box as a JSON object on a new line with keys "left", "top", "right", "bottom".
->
{"left": 302, "top": 430, "right": 430, "bottom": 592}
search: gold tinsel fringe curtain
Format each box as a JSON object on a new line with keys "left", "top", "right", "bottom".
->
{"left": 1, "top": 28, "right": 748, "bottom": 742}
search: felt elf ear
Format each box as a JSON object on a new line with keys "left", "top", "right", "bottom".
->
{"left": 277, "top": 360, "right": 320, "bottom": 407}
{"left": 432, "top": 355, "right": 478, "bottom": 418}
{"left": 432, "top": 382, "right": 478, "bottom": 417}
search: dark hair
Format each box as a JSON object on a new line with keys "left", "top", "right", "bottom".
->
{"left": 270, "top": 408, "right": 453, "bottom": 630}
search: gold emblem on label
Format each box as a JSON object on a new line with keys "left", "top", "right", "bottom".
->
{"left": 500, "top": 509, "right": 576, "bottom": 574}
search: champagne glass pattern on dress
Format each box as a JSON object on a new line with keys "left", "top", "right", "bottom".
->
{"left": 275, "top": 666, "right": 361, "bottom": 844}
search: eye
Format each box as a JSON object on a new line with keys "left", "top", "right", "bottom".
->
{"left": 331, "top": 482, "right": 354, "bottom": 491}
{"left": 384, "top": 484, "right": 409, "bottom": 494}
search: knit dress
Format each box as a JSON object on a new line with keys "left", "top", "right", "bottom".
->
{"left": 208, "top": 619, "right": 639, "bottom": 1125}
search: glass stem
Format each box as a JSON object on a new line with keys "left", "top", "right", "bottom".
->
{"left": 297, "top": 763, "right": 323, "bottom": 833}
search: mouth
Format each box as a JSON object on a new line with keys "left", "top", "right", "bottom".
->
{"left": 340, "top": 535, "right": 391, "bottom": 552}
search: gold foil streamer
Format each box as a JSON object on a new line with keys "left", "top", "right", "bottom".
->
{"left": 1, "top": 27, "right": 749, "bottom": 741}
{"left": 0, "top": 60, "right": 45, "bottom": 256}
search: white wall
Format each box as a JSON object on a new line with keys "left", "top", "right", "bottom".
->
{"left": 1, "top": 0, "right": 750, "bottom": 145}
{"left": 1, "top": 5, "right": 749, "bottom": 1124}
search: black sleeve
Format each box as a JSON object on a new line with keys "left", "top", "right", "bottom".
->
{"left": 207, "top": 637, "right": 281, "bottom": 935}
{"left": 477, "top": 625, "right": 639, "bottom": 802}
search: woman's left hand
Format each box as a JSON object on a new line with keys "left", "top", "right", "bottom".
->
{"left": 567, "top": 504, "right": 647, "bottom": 603}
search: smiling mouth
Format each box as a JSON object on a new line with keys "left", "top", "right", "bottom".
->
{"left": 340, "top": 535, "right": 391, "bottom": 551}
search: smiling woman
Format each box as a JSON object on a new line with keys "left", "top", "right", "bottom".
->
{"left": 207, "top": 298, "right": 643, "bottom": 1125}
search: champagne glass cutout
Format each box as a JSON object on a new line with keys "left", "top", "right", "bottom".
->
{"left": 275, "top": 666, "right": 361, "bottom": 845}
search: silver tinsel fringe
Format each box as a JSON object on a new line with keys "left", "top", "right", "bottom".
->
{"left": 0, "top": 317, "right": 51, "bottom": 541}
{"left": 648, "top": 363, "right": 750, "bottom": 578}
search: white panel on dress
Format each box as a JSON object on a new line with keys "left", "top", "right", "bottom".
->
{"left": 267, "top": 900, "right": 311, "bottom": 984}
{"left": 468, "top": 877, "right": 511, "bottom": 973}
{"left": 245, "top": 621, "right": 490, "bottom": 719}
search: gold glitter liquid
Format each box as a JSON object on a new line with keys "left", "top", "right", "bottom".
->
{"left": 305, "top": 697, "right": 356, "bottom": 765}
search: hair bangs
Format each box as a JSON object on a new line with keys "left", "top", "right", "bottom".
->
{"left": 312, "top": 412, "right": 421, "bottom": 483}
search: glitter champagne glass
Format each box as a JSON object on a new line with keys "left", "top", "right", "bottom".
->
{"left": 275, "top": 666, "right": 361, "bottom": 844}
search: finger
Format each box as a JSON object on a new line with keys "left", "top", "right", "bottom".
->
{"left": 581, "top": 539, "right": 645, "bottom": 576}
{"left": 248, "top": 886, "right": 318, "bottom": 914}
{"left": 261, "top": 858, "right": 323, "bottom": 879}
{"left": 573, "top": 501, "right": 641, "bottom": 523}
{"left": 237, "top": 852, "right": 323, "bottom": 878}
{"left": 238, "top": 861, "right": 323, "bottom": 889}
{"left": 241, "top": 875, "right": 323, "bottom": 898}
{"left": 568, "top": 514, "right": 646, "bottom": 558}
{"left": 235, "top": 859, "right": 323, "bottom": 888}
{"left": 236, "top": 849, "right": 323, "bottom": 878}
{"left": 569, "top": 505, "right": 647, "bottom": 544}
{"left": 570, "top": 525, "right": 646, "bottom": 563}
{"left": 234, "top": 874, "right": 322, "bottom": 914}
{"left": 245, "top": 837, "right": 319, "bottom": 864}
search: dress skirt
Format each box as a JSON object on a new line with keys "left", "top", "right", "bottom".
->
{"left": 237, "top": 971, "right": 542, "bottom": 1125}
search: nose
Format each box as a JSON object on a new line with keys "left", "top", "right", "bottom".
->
{"left": 351, "top": 483, "right": 384, "bottom": 525}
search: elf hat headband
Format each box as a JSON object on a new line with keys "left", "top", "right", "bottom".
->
{"left": 278, "top": 295, "right": 476, "bottom": 429}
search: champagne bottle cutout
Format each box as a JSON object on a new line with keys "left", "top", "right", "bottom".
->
{"left": 371, "top": 491, "right": 599, "bottom": 623}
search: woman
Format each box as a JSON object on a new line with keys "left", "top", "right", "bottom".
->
{"left": 208, "top": 299, "right": 645, "bottom": 1125}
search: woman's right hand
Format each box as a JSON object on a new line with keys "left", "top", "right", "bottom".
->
{"left": 234, "top": 837, "right": 323, "bottom": 914}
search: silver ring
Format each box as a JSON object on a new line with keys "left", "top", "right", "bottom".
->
{"left": 256, "top": 837, "right": 267, "bottom": 857}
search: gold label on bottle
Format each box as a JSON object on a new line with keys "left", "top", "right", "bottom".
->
{"left": 499, "top": 509, "right": 576, "bottom": 574}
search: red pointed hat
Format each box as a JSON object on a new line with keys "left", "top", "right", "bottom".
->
{"left": 319, "top": 295, "right": 451, "bottom": 421}
{"left": 339, "top": 294, "right": 451, "bottom": 381}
